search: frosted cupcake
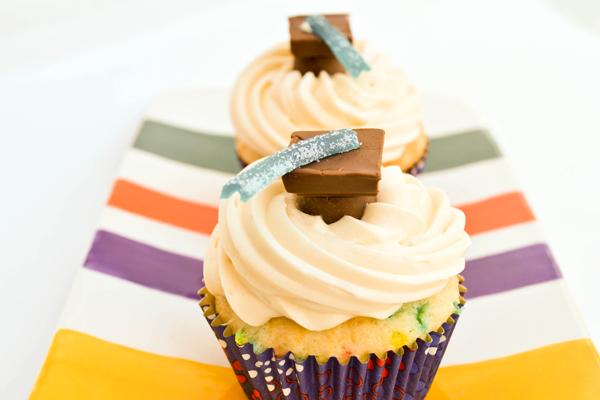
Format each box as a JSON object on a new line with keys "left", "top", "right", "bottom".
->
{"left": 230, "top": 14, "right": 428, "bottom": 174}
{"left": 200, "top": 129, "right": 469, "bottom": 399}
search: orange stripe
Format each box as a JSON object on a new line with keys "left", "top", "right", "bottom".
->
{"left": 457, "top": 192, "right": 535, "bottom": 236}
{"left": 32, "top": 330, "right": 599, "bottom": 399}
{"left": 108, "top": 179, "right": 218, "bottom": 234}
{"left": 31, "top": 329, "right": 243, "bottom": 400}
{"left": 108, "top": 180, "right": 534, "bottom": 237}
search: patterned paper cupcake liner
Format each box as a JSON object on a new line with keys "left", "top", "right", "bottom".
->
{"left": 405, "top": 144, "right": 428, "bottom": 177}
{"left": 199, "top": 277, "right": 465, "bottom": 400}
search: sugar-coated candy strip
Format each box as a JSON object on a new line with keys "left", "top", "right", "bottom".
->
{"left": 304, "top": 15, "right": 370, "bottom": 78}
{"left": 220, "top": 129, "right": 361, "bottom": 201}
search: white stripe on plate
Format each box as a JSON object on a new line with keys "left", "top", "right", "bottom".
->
{"left": 117, "top": 152, "right": 529, "bottom": 261}
{"left": 98, "top": 206, "right": 541, "bottom": 264}
{"left": 98, "top": 206, "right": 210, "bottom": 260}
{"left": 60, "top": 271, "right": 586, "bottom": 369}
{"left": 467, "top": 221, "right": 543, "bottom": 260}
{"left": 442, "top": 279, "right": 587, "bottom": 366}
{"left": 118, "top": 148, "right": 231, "bottom": 205}
{"left": 59, "top": 269, "right": 229, "bottom": 367}
{"left": 420, "top": 158, "right": 517, "bottom": 205}
{"left": 145, "top": 87, "right": 234, "bottom": 137}
{"left": 121, "top": 149, "right": 514, "bottom": 211}
{"left": 422, "top": 94, "right": 485, "bottom": 138}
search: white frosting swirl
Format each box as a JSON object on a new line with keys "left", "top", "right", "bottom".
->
{"left": 230, "top": 42, "right": 424, "bottom": 163}
{"left": 205, "top": 167, "right": 470, "bottom": 331}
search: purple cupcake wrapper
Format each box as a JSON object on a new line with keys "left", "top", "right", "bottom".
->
{"left": 406, "top": 147, "right": 428, "bottom": 177}
{"left": 199, "top": 279, "right": 465, "bottom": 400}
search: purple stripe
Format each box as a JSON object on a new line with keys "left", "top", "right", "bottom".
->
{"left": 85, "top": 231, "right": 559, "bottom": 302}
{"left": 85, "top": 230, "right": 203, "bottom": 299}
{"left": 464, "top": 243, "right": 561, "bottom": 298}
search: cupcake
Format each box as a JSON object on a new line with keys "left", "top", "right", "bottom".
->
{"left": 230, "top": 14, "right": 428, "bottom": 174}
{"left": 200, "top": 129, "right": 469, "bottom": 399}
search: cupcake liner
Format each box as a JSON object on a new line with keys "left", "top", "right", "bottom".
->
{"left": 199, "top": 277, "right": 465, "bottom": 400}
{"left": 405, "top": 143, "right": 428, "bottom": 177}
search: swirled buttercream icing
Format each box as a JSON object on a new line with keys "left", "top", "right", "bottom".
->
{"left": 204, "top": 166, "right": 470, "bottom": 331}
{"left": 230, "top": 42, "right": 424, "bottom": 163}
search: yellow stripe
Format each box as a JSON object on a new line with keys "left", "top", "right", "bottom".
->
{"left": 32, "top": 331, "right": 600, "bottom": 399}
{"left": 429, "top": 339, "right": 600, "bottom": 400}
{"left": 30, "top": 329, "right": 244, "bottom": 400}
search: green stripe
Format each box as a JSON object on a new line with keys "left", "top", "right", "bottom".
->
{"left": 134, "top": 122, "right": 500, "bottom": 174}
{"left": 134, "top": 120, "right": 240, "bottom": 174}
{"left": 423, "top": 129, "right": 502, "bottom": 173}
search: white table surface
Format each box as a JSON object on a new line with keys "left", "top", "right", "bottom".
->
{"left": 1, "top": 0, "right": 599, "bottom": 398}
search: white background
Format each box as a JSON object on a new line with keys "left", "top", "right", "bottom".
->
{"left": 1, "top": 0, "right": 599, "bottom": 398}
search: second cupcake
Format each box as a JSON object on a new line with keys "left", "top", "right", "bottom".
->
{"left": 230, "top": 14, "right": 428, "bottom": 174}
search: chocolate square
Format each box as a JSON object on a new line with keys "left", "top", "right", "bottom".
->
{"left": 296, "top": 195, "right": 376, "bottom": 224}
{"left": 293, "top": 56, "right": 346, "bottom": 75}
{"left": 289, "top": 14, "right": 353, "bottom": 58}
{"left": 282, "top": 129, "right": 384, "bottom": 197}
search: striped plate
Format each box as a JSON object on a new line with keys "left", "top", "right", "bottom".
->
{"left": 30, "top": 88, "right": 600, "bottom": 399}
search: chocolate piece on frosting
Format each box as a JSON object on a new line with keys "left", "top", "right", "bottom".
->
{"left": 289, "top": 14, "right": 352, "bottom": 75}
{"left": 296, "top": 195, "right": 377, "bottom": 224}
{"left": 282, "top": 128, "right": 385, "bottom": 223}
{"left": 283, "top": 129, "right": 384, "bottom": 196}
{"left": 293, "top": 56, "right": 346, "bottom": 75}
{"left": 289, "top": 14, "right": 352, "bottom": 58}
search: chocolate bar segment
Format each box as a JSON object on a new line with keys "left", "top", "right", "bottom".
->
{"left": 282, "top": 129, "right": 385, "bottom": 197}
{"left": 293, "top": 56, "right": 346, "bottom": 75}
{"left": 289, "top": 14, "right": 352, "bottom": 58}
{"left": 296, "top": 195, "right": 376, "bottom": 224}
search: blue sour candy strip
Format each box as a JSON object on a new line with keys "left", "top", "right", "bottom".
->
{"left": 306, "top": 15, "right": 371, "bottom": 78}
{"left": 220, "top": 129, "right": 361, "bottom": 202}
